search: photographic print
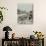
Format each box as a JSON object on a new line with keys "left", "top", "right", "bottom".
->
{"left": 17, "top": 4, "right": 33, "bottom": 24}
{"left": 4, "top": 41, "right": 18, "bottom": 46}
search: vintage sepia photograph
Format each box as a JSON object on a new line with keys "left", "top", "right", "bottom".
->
{"left": 17, "top": 4, "right": 33, "bottom": 24}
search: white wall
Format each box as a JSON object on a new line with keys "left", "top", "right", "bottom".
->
{"left": 0, "top": 0, "right": 46, "bottom": 46}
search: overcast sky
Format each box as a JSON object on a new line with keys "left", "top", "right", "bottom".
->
{"left": 18, "top": 4, "right": 33, "bottom": 12}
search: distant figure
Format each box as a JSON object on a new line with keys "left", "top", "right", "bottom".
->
{"left": 12, "top": 33, "right": 15, "bottom": 39}
{"left": 29, "top": 11, "right": 32, "bottom": 20}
